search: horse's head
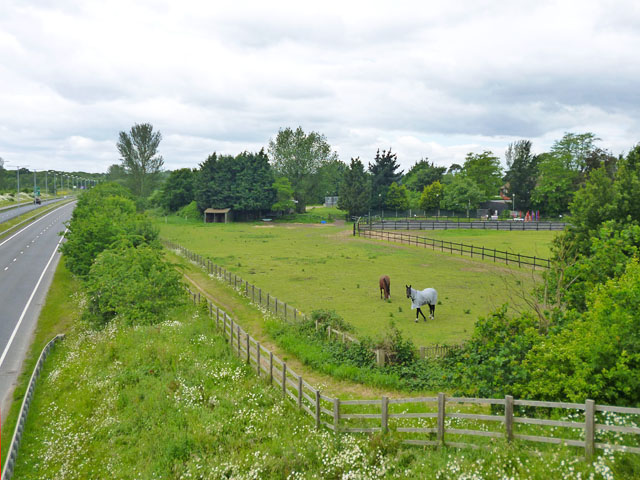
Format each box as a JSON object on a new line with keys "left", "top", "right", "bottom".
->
{"left": 405, "top": 285, "right": 412, "bottom": 299}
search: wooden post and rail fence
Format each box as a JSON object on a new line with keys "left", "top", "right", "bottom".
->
{"left": 183, "top": 284, "right": 640, "bottom": 460}
{"left": 357, "top": 224, "right": 552, "bottom": 269}
{"left": 166, "top": 239, "right": 465, "bottom": 366}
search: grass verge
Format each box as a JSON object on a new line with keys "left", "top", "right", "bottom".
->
{"left": 1, "top": 260, "right": 80, "bottom": 467}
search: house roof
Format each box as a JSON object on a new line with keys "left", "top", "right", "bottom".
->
{"left": 204, "top": 208, "right": 231, "bottom": 213}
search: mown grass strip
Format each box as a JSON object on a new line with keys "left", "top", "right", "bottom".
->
{"left": 0, "top": 261, "right": 80, "bottom": 467}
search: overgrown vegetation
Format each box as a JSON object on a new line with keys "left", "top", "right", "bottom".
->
{"left": 61, "top": 183, "right": 183, "bottom": 326}
{"left": 446, "top": 145, "right": 640, "bottom": 406}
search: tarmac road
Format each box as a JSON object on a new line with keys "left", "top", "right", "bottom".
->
{"left": 0, "top": 201, "right": 75, "bottom": 424}
{"left": 0, "top": 198, "right": 67, "bottom": 224}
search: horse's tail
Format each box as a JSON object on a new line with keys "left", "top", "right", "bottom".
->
{"left": 382, "top": 276, "right": 390, "bottom": 298}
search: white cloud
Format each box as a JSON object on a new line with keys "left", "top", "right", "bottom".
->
{"left": 0, "top": 0, "right": 639, "bottom": 174}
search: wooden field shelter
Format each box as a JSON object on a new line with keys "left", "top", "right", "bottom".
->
{"left": 204, "top": 208, "right": 232, "bottom": 223}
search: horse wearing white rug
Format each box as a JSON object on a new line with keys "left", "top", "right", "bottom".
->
{"left": 405, "top": 285, "right": 437, "bottom": 322}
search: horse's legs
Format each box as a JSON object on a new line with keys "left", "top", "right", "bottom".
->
{"left": 416, "top": 308, "right": 426, "bottom": 322}
{"left": 429, "top": 304, "right": 435, "bottom": 320}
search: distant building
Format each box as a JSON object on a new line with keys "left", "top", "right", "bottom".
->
{"left": 204, "top": 208, "right": 232, "bottom": 223}
{"left": 324, "top": 196, "right": 338, "bottom": 207}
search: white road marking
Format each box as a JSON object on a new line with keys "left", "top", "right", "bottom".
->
{"left": 0, "top": 228, "right": 68, "bottom": 369}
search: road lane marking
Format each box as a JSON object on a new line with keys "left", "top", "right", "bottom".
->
{"left": 0, "top": 203, "right": 73, "bottom": 249}
{"left": 0, "top": 228, "right": 68, "bottom": 370}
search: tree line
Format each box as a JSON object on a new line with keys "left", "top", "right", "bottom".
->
{"left": 108, "top": 123, "right": 629, "bottom": 220}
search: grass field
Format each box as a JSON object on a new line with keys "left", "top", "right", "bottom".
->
{"left": 404, "top": 229, "right": 558, "bottom": 259}
{"left": 157, "top": 216, "right": 546, "bottom": 346}
{"left": 11, "top": 258, "right": 633, "bottom": 478}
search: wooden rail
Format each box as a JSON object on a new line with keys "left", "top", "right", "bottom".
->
{"left": 358, "top": 227, "right": 551, "bottom": 269}
{"left": 181, "top": 278, "right": 640, "bottom": 461}
{"left": 364, "top": 219, "right": 567, "bottom": 231}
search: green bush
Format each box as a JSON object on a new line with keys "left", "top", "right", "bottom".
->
{"left": 176, "top": 200, "right": 201, "bottom": 221}
{"left": 61, "top": 185, "right": 158, "bottom": 277}
{"left": 498, "top": 209, "right": 511, "bottom": 219}
{"left": 85, "top": 241, "right": 184, "bottom": 327}
{"left": 517, "top": 259, "right": 640, "bottom": 405}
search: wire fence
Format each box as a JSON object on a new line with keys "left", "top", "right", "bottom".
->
{"left": 1, "top": 334, "right": 65, "bottom": 480}
{"left": 357, "top": 226, "right": 552, "bottom": 269}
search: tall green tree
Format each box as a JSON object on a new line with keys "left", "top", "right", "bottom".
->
{"left": 461, "top": 151, "right": 503, "bottom": 200}
{"left": 419, "top": 180, "right": 444, "bottom": 213}
{"left": 440, "top": 176, "right": 484, "bottom": 215}
{"left": 195, "top": 150, "right": 275, "bottom": 218}
{"left": 271, "top": 177, "right": 295, "bottom": 215}
{"left": 504, "top": 140, "right": 538, "bottom": 211}
{"left": 160, "top": 168, "right": 196, "bottom": 212}
{"left": 550, "top": 132, "right": 600, "bottom": 173}
{"left": 313, "top": 159, "right": 347, "bottom": 203}
{"left": 268, "top": 126, "right": 338, "bottom": 212}
{"left": 368, "top": 149, "right": 403, "bottom": 210}
{"left": 385, "top": 182, "right": 409, "bottom": 211}
{"left": 403, "top": 159, "right": 446, "bottom": 192}
{"left": 116, "top": 123, "right": 164, "bottom": 197}
{"left": 532, "top": 152, "right": 580, "bottom": 216}
{"left": 338, "top": 157, "right": 370, "bottom": 218}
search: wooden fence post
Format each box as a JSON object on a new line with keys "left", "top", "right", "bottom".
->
{"left": 585, "top": 399, "right": 595, "bottom": 461}
{"left": 315, "top": 390, "right": 321, "bottom": 429}
{"left": 376, "top": 349, "right": 385, "bottom": 367}
{"left": 505, "top": 395, "right": 514, "bottom": 442}
{"left": 269, "top": 352, "right": 273, "bottom": 385}
{"left": 282, "top": 363, "right": 287, "bottom": 395}
{"left": 298, "top": 376, "right": 303, "bottom": 408}
{"left": 256, "top": 342, "right": 261, "bottom": 376}
{"left": 246, "top": 334, "right": 250, "bottom": 364}
{"left": 237, "top": 325, "right": 241, "bottom": 357}
{"left": 333, "top": 398, "right": 340, "bottom": 431}
{"left": 216, "top": 307, "right": 220, "bottom": 329}
{"left": 229, "top": 317, "right": 234, "bottom": 343}
{"left": 437, "top": 392, "right": 446, "bottom": 445}
{"left": 381, "top": 396, "right": 389, "bottom": 433}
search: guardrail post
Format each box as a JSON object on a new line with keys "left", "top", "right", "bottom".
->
{"left": 505, "top": 395, "right": 514, "bottom": 442}
{"left": 437, "top": 392, "right": 446, "bottom": 445}
{"left": 381, "top": 396, "right": 389, "bottom": 433}
{"left": 585, "top": 399, "right": 595, "bottom": 461}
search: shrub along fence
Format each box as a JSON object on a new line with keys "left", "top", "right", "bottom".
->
{"left": 1, "top": 335, "right": 65, "bottom": 480}
{"left": 164, "top": 239, "right": 463, "bottom": 365}
{"left": 357, "top": 226, "right": 551, "bottom": 270}
{"left": 183, "top": 285, "right": 640, "bottom": 460}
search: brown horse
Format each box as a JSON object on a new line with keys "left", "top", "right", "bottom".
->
{"left": 379, "top": 275, "right": 390, "bottom": 300}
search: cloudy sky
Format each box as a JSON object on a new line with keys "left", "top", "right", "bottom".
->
{"left": 1, "top": 0, "right": 639, "bottom": 174}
